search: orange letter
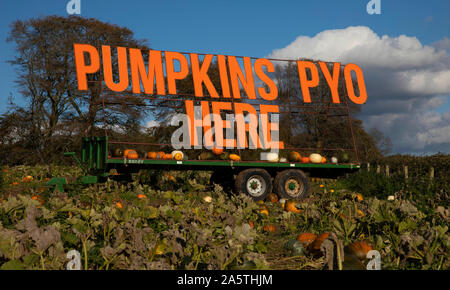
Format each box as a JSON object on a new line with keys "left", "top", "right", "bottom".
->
{"left": 254, "top": 58, "right": 278, "bottom": 101}
{"left": 259, "top": 105, "right": 284, "bottom": 150}
{"left": 190, "top": 54, "right": 219, "bottom": 98}
{"left": 165, "top": 51, "right": 189, "bottom": 95}
{"left": 212, "top": 101, "right": 235, "bottom": 148}
{"left": 234, "top": 103, "right": 259, "bottom": 149}
{"left": 344, "top": 64, "right": 367, "bottom": 104}
{"left": 102, "top": 45, "right": 129, "bottom": 92}
{"left": 319, "top": 61, "right": 341, "bottom": 104}
{"left": 217, "top": 55, "right": 231, "bottom": 98}
{"left": 228, "top": 56, "right": 256, "bottom": 99}
{"left": 297, "top": 60, "right": 319, "bottom": 103}
{"left": 73, "top": 44, "right": 100, "bottom": 91}
{"left": 129, "top": 49, "right": 166, "bottom": 95}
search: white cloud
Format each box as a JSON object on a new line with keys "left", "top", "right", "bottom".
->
{"left": 268, "top": 26, "right": 450, "bottom": 154}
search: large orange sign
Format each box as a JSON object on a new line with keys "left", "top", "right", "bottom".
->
{"left": 73, "top": 44, "right": 368, "bottom": 150}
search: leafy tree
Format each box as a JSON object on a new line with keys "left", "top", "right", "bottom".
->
{"left": 3, "top": 15, "right": 149, "bottom": 164}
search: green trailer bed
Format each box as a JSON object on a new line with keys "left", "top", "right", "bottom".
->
{"left": 47, "top": 136, "right": 360, "bottom": 201}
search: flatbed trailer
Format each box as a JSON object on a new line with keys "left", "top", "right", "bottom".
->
{"left": 47, "top": 136, "right": 360, "bottom": 201}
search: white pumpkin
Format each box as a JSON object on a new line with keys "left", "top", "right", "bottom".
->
{"left": 331, "top": 157, "right": 338, "bottom": 164}
{"left": 279, "top": 157, "right": 287, "bottom": 162}
{"left": 266, "top": 152, "right": 279, "bottom": 162}
{"left": 309, "top": 153, "right": 322, "bottom": 164}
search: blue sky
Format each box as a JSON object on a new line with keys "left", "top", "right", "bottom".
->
{"left": 1, "top": 0, "right": 449, "bottom": 153}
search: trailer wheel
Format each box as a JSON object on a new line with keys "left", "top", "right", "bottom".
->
{"left": 274, "top": 169, "right": 310, "bottom": 201}
{"left": 235, "top": 169, "right": 272, "bottom": 201}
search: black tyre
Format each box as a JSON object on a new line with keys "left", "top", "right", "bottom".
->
{"left": 235, "top": 169, "right": 272, "bottom": 201}
{"left": 274, "top": 169, "right": 310, "bottom": 201}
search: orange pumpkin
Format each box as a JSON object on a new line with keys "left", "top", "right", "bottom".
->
{"left": 127, "top": 151, "right": 139, "bottom": 159}
{"left": 212, "top": 147, "right": 223, "bottom": 155}
{"left": 309, "top": 232, "right": 330, "bottom": 252}
{"left": 124, "top": 149, "right": 135, "bottom": 157}
{"left": 284, "top": 200, "right": 302, "bottom": 213}
{"left": 288, "top": 151, "right": 301, "bottom": 162}
{"left": 264, "top": 225, "right": 276, "bottom": 233}
{"left": 266, "top": 193, "right": 279, "bottom": 203}
{"left": 229, "top": 154, "right": 241, "bottom": 161}
{"left": 164, "top": 153, "right": 173, "bottom": 160}
{"left": 301, "top": 157, "right": 310, "bottom": 163}
{"left": 147, "top": 152, "right": 157, "bottom": 159}
{"left": 156, "top": 152, "right": 165, "bottom": 159}
{"left": 345, "top": 241, "right": 373, "bottom": 260}
{"left": 249, "top": 221, "right": 254, "bottom": 229}
{"left": 321, "top": 157, "right": 327, "bottom": 163}
{"left": 297, "top": 233, "right": 317, "bottom": 248}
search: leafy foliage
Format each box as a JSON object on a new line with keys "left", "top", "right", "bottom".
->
{"left": 0, "top": 165, "right": 448, "bottom": 270}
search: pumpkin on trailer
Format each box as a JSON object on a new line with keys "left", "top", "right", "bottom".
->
{"left": 127, "top": 151, "right": 139, "bottom": 159}
{"left": 321, "top": 156, "right": 327, "bottom": 163}
{"left": 309, "top": 153, "right": 322, "bottom": 163}
{"left": 229, "top": 154, "right": 241, "bottom": 161}
{"left": 288, "top": 151, "right": 301, "bottom": 162}
{"left": 171, "top": 150, "right": 184, "bottom": 161}
{"left": 266, "top": 152, "right": 279, "bottom": 162}
{"left": 296, "top": 233, "right": 317, "bottom": 248}
{"left": 123, "top": 149, "right": 135, "bottom": 157}
{"left": 212, "top": 147, "right": 223, "bottom": 155}
{"left": 300, "top": 157, "right": 310, "bottom": 163}
{"left": 156, "top": 152, "right": 165, "bottom": 159}
{"left": 147, "top": 152, "right": 157, "bottom": 159}
{"left": 113, "top": 148, "right": 123, "bottom": 157}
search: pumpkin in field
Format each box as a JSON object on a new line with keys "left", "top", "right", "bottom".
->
{"left": 301, "top": 157, "right": 310, "bottom": 163}
{"left": 345, "top": 241, "right": 373, "bottom": 260}
{"left": 258, "top": 205, "right": 269, "bottom": 216}
{"left": 284, "top": 200, "right": 302, "bottom": 213}
{"left": 249, "top": 221, "right": 254, "bottom": 229}
{"left": 288, "top": 151, "right": 301, "bottom": 162}
{"left": 308, "top": 232, "right": 330, "bottom": 252}
{"left": 266, "top": 193, "right": 279, "bottom": 203}
{"left": 263, "top": 225, "right": 276, "bottom": 233}
{"left": 321, "top": 157, "right": 327, "bottom": 163}
{"left": 296, "top": 233, "right": 317, "bottom": 248}
{"left": 229, "top": 154, "right": 241, "bottom": 161}
{"left": 147, "top": 152, "right": 157, "bottom": 159}
{"left": 212, "top": 147, "right": 223, "bottom": 155}
{"left": 22, "top": 175, "right": 34, "bottom": 182}
{"left": 309, "top": 153, "right": 322, "bottom": 163}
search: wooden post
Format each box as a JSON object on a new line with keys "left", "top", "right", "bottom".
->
{"left": 430, "top": 167, "right": 434, "bottom": 180}
{"left": 367, "top": 163, "right": 370, "bottom": 172}
{"left": 404, "top": 166, "right": 408, "bottom": 180}
{"left": 376, "top": 165, "right": 380, "bottom": 174}
{"left": 386, "top": 165, "right": 390, "bottom": 177}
